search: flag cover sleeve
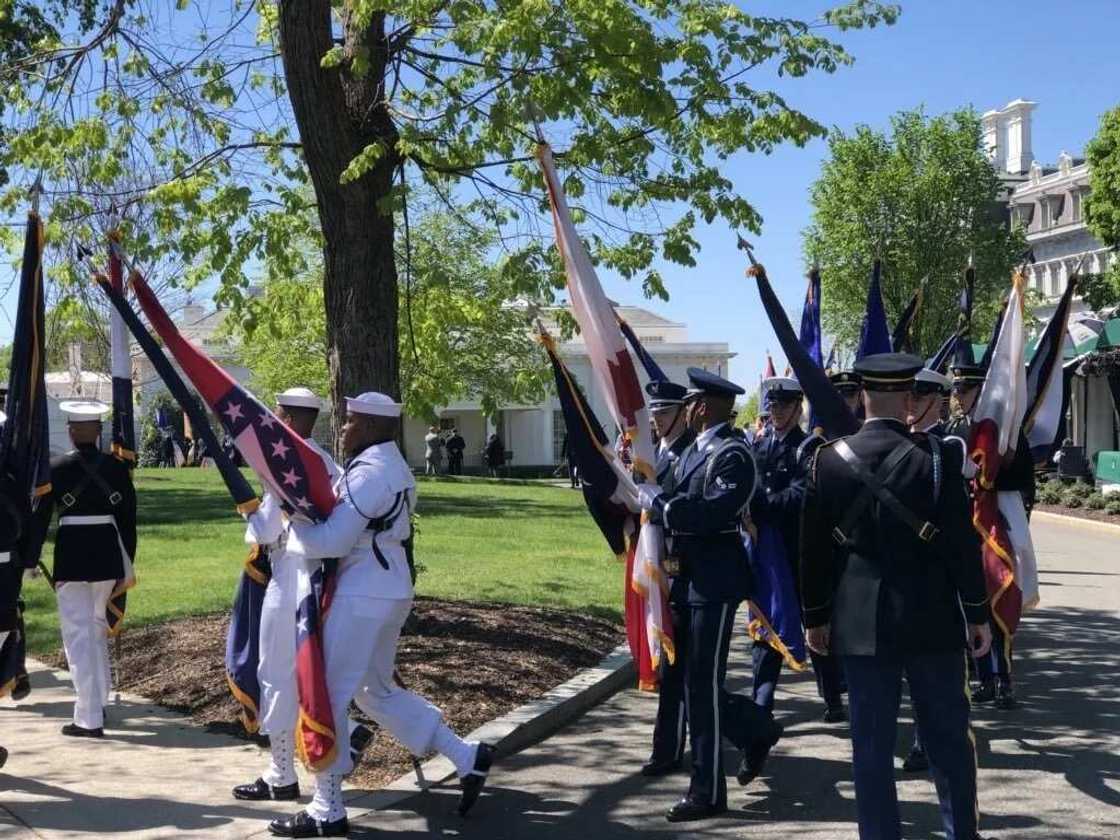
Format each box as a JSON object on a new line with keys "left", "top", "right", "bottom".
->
{"left": 751, "top": 263, "right": 859, "bottom": 439}
{"left": 953, "top": 268, "right": 977, "bottom": 368}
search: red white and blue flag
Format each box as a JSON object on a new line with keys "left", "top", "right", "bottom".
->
{"left": 128, "top": 267, "right": 339, "bottom": 769}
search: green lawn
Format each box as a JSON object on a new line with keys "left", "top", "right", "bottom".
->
{"left": 22, "top": 470, "right": 623, "bottom": 654}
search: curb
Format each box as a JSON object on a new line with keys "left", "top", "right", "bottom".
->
{"left": 339, "top": 642, "right": 636, "bottom": 817}
{"left": 1032, "top": 508, "right": 1120, "bottom": 535}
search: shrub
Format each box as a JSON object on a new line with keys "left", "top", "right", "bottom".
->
{"left": 1067, "top": 481, "right": 1094, "bottom": 499}
{"left": 1106, "top": 500, "right": 1120, "bottom": 516}
{"left": 1086, "top": 493, "right": 1107, "bottom": 510}
{"left": 1040, "top": 478, "right": 1064, "bottom": 496}
{"left": 1037, "top": 487, "right": 1062, "bottom": 505}
{"left": 1063, "top": 492, "right": 1084, "bottom": 509}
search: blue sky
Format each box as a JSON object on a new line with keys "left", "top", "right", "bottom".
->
{"left": 3, "top": 0, "right": 1118, "bottom": 390}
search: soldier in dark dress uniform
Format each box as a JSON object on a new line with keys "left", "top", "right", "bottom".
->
{"left": 829, "top": 369, "right": 863, "bottom": 417}
{"left": 946, "top": 363, "right": 1030, "bottom": 710}
{"left": 639, "top": 380, "right": 696, "bottom": 777}
{"left": 641, "top": 368, "right": 781, "bottom": 822}
{"left": 748, "top": 377, "right": 845, "bottom": 723}
{"left": 38, "top": 400, "right": 137, "bottom": 737}
{"left": 801, "top": 353, "right": 993, "bottom": 840}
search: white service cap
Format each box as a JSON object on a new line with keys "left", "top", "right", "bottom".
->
{"left": 761, "top": 376, "right": 802, "bottom": 395}
{"left": 60, "top": 399, "right": 110, "bottom": 421}
{"left": 345, "top": 391, "right": 402, "bottom": 418}
{"left": 276, "top": 386, "right": 322, "bottom": 410}
{"left": 915, "top": 368, "right": 951, "bottom": 392}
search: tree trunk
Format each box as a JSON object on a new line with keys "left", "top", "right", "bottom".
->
{"left": 277, "top": 1, "right": 400, "bottom": 450}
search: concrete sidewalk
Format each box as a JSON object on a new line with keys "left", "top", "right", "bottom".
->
{"left": 3, "top": 515, "right": 1118, "bottom": 838}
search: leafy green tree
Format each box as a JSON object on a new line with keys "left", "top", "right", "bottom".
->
{"left": 734, "top": 392, "right": 760, "bottom": 429}
{"left": 2, "top": 0, "right": 898, "bottom": 435}
{"left": 1085, "top": 104, "right": 1120, "bottom": 300}
{"left": 232, "top": 203, "right": 548, "bottom": 419}
{"left": 804, "top": 107, "right": 1026, "bottom": 355}
{"left": 1078, "top": 272, "right": 1120, "bottom": 312}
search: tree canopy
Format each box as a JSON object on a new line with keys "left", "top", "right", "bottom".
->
{"left": 804, "top": 107, "right": 1026, "bottom": 356}
{"left": 1085, "top": 103, "right": 1120, "bottom": 307}
{"left": 2, "top": 0, "right": 898, "bottom": 427}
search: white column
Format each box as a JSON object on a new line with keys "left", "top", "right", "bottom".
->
{"left": 541, "top": 406, "right": 554, "bottom": 465}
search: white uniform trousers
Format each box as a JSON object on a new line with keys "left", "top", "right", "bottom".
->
{"left": 258, "top": 555, "right": 299, "bottom": 736}
{"left": 57, "top": 580, "right": 115, "bottom": 729}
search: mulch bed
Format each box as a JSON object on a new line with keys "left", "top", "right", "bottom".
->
{"left": 1035, "top": 503, "right": 1120, "bottom": 526}
{"left": 43, "top": 597, "right": 623, "bottom": 789}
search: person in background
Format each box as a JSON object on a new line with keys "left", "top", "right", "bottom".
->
{"left": 424, "top": 426, "right": 443, "bottom": 476}
{"left": 484, "top": 433, "right": 505, "bottom": 478}
{"left": 445, "top": 428, "right": 466, "bottom": 475}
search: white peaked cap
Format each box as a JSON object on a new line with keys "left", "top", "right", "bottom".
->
{"left": 761, "top": 376, "right": 802, "bottom": 394}
{"left": 60, "top": 399, "right": 110, "bottom": 421}
{"left": 915, "top": 368, "right": 951, "bottom": 390}
{"left": 277, "top": 386, "right": 322, "bottom": 410}
{"left": 346, "top": 391, "right": 402, "bottom": 418}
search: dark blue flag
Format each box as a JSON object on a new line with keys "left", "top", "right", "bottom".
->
{"left": 856, "top": 260, "right": 892, "bottom": 360}
{"left": 224, "top": 547, "right": 270, "bottom": 734}
{"left": 745, "top": 523, "right": 808, "bottom": 671}
{"left": 799, "top": 269, "right": 823, "bottom": 367}
{"left": 953, "top": 267, "right": 977, "bottom": 368}
{"left": 617, "top": 313, "right": 668, "bottom": 383}
{"left": 892, "top": 282, "right": 924, "bottom": 353}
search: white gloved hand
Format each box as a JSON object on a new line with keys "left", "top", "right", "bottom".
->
{"left": 637, "top": 484, "right": 659, "bottom": 510}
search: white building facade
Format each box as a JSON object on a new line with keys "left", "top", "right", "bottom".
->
{"left": 985, "top": 99, "right": 1118, "bottom": 462}
{"left": 401, "top": 304, "right": 735, "bottom": 471}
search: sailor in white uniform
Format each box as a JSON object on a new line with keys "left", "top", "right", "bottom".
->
{"left": 267, "top": 392, "right": 494, "bottom": 839}
{"left": 233, "top": 387, "right": 345, "bottom": 802}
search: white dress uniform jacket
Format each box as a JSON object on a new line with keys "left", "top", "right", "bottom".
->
{"left": 245, "top": 439, "right": 340, "bottom": 738}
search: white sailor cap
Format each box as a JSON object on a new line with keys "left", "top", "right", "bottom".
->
{"left": 761, "top": 376, "right": 802, "bottom": 397}
{"left": 345, "top": 391, "right": 402, "bottom": 418}
{"left": 276, "top": 386, "right": 322, "bottom": 410}
{"left": 60, "top": 399, "right": 110, "bottom": 422}
{"left": 914, "top": 368, "right": 951, "bottom": 394}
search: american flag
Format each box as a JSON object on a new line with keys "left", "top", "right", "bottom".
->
{"left": 129, "top": 270, "right": 335, "bottom": 522}
{"left": 129, "top": 268, "right": 339, "bottom": 767}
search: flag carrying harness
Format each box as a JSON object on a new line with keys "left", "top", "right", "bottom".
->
{"left": 59, "top": 453, "right": 122, "bottom": 510}
{"left": 830, "top": 436, "right": 942, "bottom": 546}
{"left": 343, "top": 464, "right": 415, "bottom": 579}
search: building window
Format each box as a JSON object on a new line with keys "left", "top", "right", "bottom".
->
{"left": 1071, "top": 190, "right": 1082, "bottom": 222}
{"left": 1040, "top": 200, "right": 1051, "bottom": 230}
{"left": 552, "top": 410, "right": 567, "bottom": 463}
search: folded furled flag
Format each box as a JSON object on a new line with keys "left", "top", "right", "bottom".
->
{"left": 892, "top": 282, "right": 924, "bottom": 354}
{"left": 1024, "top": 275, "right": 1078, "bottom": 463}
{"left": 856, "top": 260, "right": 891, "bottom": 360}
{"left": 745, "top": 524, "right": 808, "bottom": 671}
{"left": 617, "top": 313, "right": 668, "bottom": 384}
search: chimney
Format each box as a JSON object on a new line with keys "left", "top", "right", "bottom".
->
{"left": 982, "top": 99, "right": 1037, "bottom": 176}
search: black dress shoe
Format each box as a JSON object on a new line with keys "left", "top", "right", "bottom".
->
{"left": 822, "top": 704, "right": 848, "bottom": 723}
{"left": 640, "top": 756, "right": 682, "bottom": 777}
{"left": 972, "top": 680, "right": 996, "bottom": 703}
{"left": 61, "top": 723, "right": 103, "bottom": 738}
{"left": 232, "top": 777, "right": 300, "bottom": 801}
{"left": 11, "top": 673, "right": 31, "bottom": 701}
{"left": 665, "top": 796, "right": 726, "bottom": 822}
{"left": 458, "top": 742, "right": 495, "bottom": 816}
{"left": 902, "top": 744, "right": 929, "bottom": 772}
{"left": 995, "top": 682, "right": 1018, "bottom": 710}
{"left": 737, "top": 720, "right": 783, "bottom": 786}
{"left": 268, "top": 810, "right": 348, "bottom": 837}
{"left": 0, "top": 745, "right": 7, "bottom": 768}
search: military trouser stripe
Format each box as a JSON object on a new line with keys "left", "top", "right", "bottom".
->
{"left": 675, "top": 700, "right": 686, "bottom": 760}
{"left": 711, "top": 603, "right": 730, "bottom": 805}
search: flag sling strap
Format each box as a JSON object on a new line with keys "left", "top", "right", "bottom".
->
{"left": 831, "top": 439, "right": 939, "bottom": 545}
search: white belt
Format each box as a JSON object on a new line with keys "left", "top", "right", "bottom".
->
{"left": 59, "top": 514, "right": 116, "bottom": 526}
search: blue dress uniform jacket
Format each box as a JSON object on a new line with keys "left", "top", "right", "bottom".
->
{"left": 650, "top": 424, "right": 756, "bottom": 605}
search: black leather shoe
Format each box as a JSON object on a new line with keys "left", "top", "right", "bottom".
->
{"left": 822, "top": 704, "right": 848, "bottom": 723}
{"left": 458, "top": 742, "right": 495, "bottom": 816}
{"left": 737, "top": 720, "right": 783, "bottom": 786}
{"left": 902, "top": 744, "right": 929, "bottom": 772}
{"left": 640, "top": 756, "right": 682, "bottom": 777}
{"left": 349, "top": 723, "right": 373, "bottom": 765}
{"left": 11, "top": 673, "right": 31, "bottom": 701}
{"left": 61, "top": 723, "right": 103, "bottom": 738}
{"left": 995, "top": 682, "right": 1018, "bottom": 710}
{"left": 0, "top": 745, "right": 7, "bottom": 768}
{"left": 268, "top": 810, "right": 349, "bottom": 837}
{"left": 666, "top": 796, "right": 726, "bottom": 822}
{"left": 232, "top": 777, "right": 300, "bottom": 801}
{"left": 972, "top": 680, "right": 996, "bottom": 703}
